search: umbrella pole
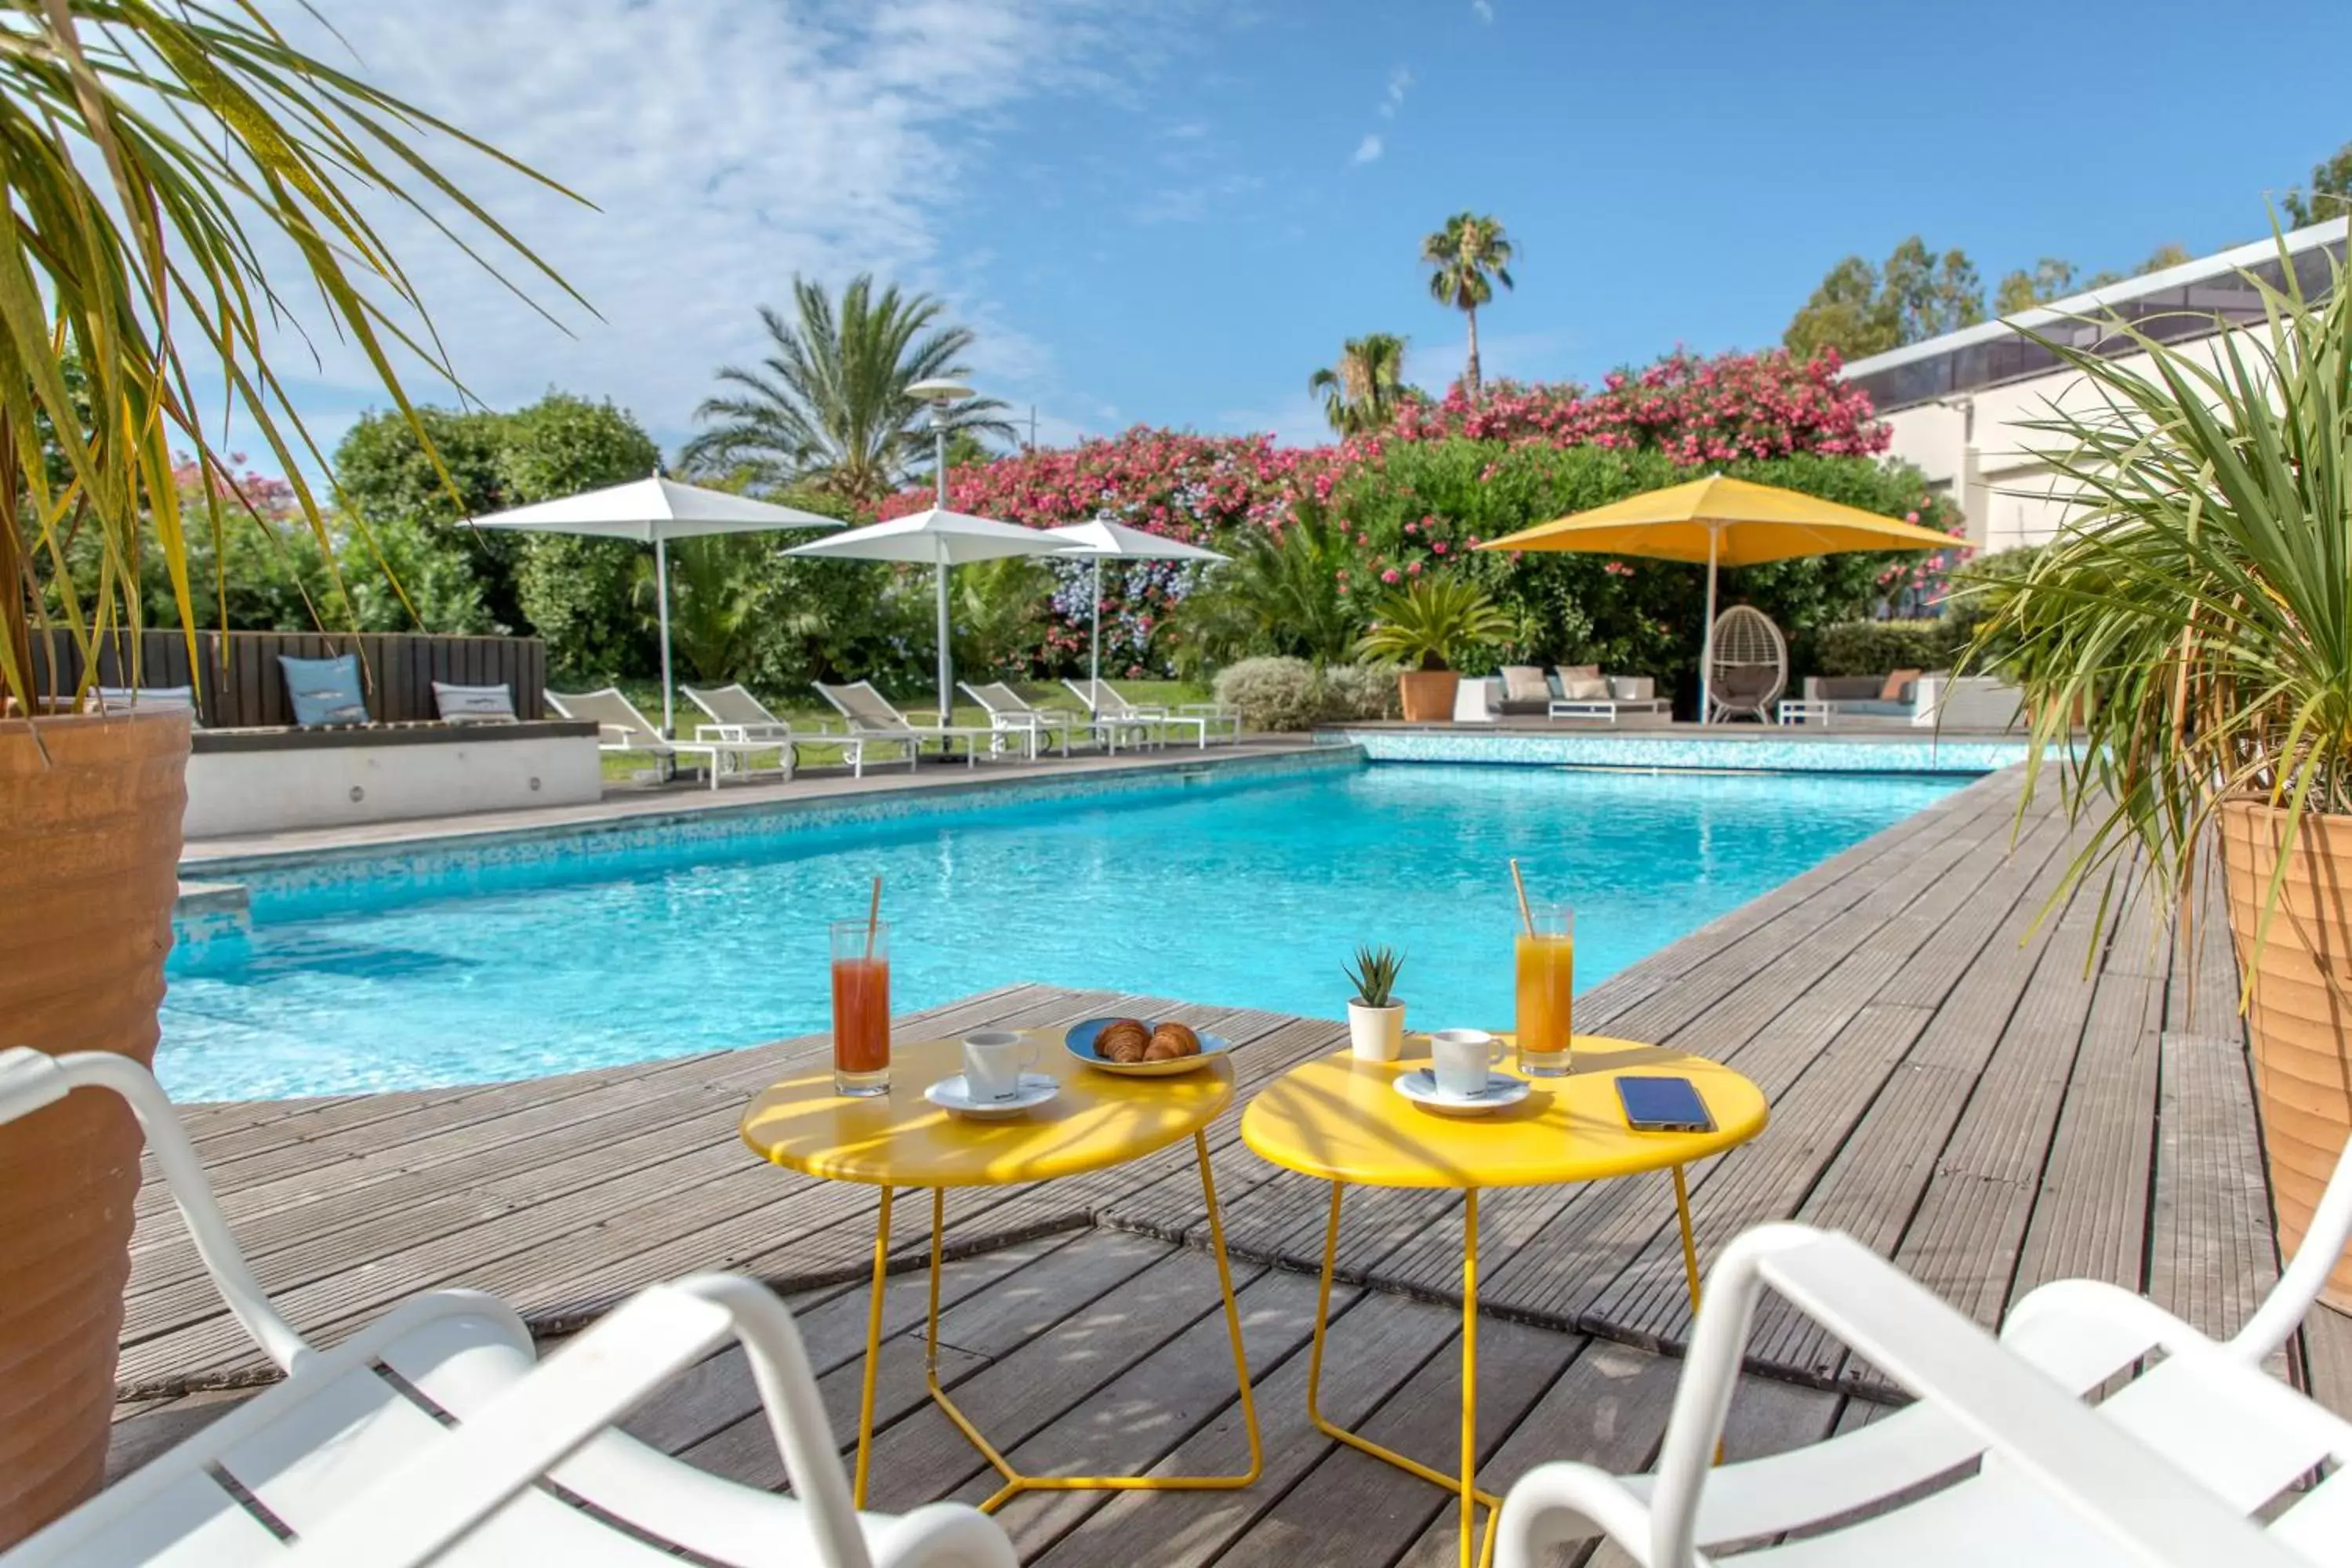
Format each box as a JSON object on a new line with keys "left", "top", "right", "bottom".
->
{"left": 1091, "top": 556, "right": 1102, "bottom": 691}
{"left": 937, "top": 550, "right": 953, "bottom": 726}
{"left": 655, "top": 535, "right": 674, "bottom": 737}
{"left": 1698, "top": 526, "right": 1719, "bottom": 726}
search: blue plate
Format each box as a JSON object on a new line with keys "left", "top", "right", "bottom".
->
{"left": 1065, "top": 1017, "right": 1235, "bottom": 1076}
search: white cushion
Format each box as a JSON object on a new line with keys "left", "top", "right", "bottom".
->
{"left": 1561, "top": 675, "right": 1610, "bottom": 700}
{"left": 433, "top": 681, "right": 517, "bottom": 724}
{"left": 1501, "top": 666, "right": 1551, "bottom": 703}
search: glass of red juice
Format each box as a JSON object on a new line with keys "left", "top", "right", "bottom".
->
{"left": 830, "top": 918, "right": 891, "bottom": 1097}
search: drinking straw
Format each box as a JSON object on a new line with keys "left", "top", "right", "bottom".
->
{"left": 864, "top": 874, "right": 882, "bottom": 960}
{"left": 1508, "top": 858, "right": 1536, "bottom": 937}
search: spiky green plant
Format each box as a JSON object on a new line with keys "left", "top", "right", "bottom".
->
{"left": 1343, "top": 944, "right": 1404, "bottom": 1008}
{"left": 0, "top": 1, "right": 584, "bottom": 716}
{"left": 1356, "top": 574, "right": 1515, "bottom": 671}
{"left": 1962, "top": 229, "right": 2352, "bottom": 960}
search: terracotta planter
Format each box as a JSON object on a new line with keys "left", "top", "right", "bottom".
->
{"left": 1396, "top": 670, "right": 1459, "bottom": 722}
{"left": 0, "top": 708, "right": 188, "bottom": 1545}
{"left": 2217, "top": 798, "right": 2352, "bottom": 1312}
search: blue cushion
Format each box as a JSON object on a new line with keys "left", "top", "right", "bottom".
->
{"left": 278, "top": 653, "right": 370, "bottom": 728}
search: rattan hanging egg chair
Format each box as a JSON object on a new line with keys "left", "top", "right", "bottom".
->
{"left": 1707, "top": 604, "right": 1787, "bottom": 723}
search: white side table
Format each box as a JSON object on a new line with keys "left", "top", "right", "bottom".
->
{"left": 1777, "top": 699, "right": 1833, "bottom": 727}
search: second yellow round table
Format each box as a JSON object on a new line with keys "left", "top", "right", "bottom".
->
{"left": 1241, "top": 1033, "right": 1768, "bottom": 1568}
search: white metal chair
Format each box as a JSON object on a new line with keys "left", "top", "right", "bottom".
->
{"left": 1061, "top": 678, "right": 1238, "bottom": 748}
{"left": 1495, "top": 1130, "right": 2352, "bottom": 1567}
{"left": 958, "top": 681, "right": 1090, "bottom": 760}
{"left": 1706, "top": 606, "right": 1787, "bottom": 724}
{"left": 546, "top": 687, "right": 773, "bottom": 789}
{"left": 812, "top": 681, "right": 996, "bottom": 775}
{"left": 681, "top": 683, "right": 803, "bottom": 780}
{"left": 0, "top": 1047, "right": 1016, "bottom": 1568}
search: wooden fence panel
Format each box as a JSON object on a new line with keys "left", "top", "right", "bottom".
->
{"left": 34, "top": 629, "right": 550, "bottom": 728}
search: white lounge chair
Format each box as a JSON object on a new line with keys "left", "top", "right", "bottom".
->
{"left": 1495, "top": 1128, "right": 2352, "bottom": 1567}
{"left": 958, "top": 681, "right": 1085, "bottom": 760}
{"left": 683, "top": 683, "right": 801, "bottom": 781}
{"left": 812, "top": 681, "right": 995, "bottom": 775}
{"left": 0, "top": 1047, "right": 1016, "bottom": 1568}
{"left": 546, "top": 688, "right": 773, "bottom": 790}
{"left": 1062, "top": 678, "right": 1240, "bottom": 748}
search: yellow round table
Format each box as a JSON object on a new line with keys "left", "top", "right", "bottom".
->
{"left": 1240, "top": 1034, "right": 1768, "bottom": 1568}
{"left": 741, "top": 1029, "right": 1260, "bottom": 1512}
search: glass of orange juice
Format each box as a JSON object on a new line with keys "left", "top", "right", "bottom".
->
{"left": 830, "top": 918, "right": 891, "bottom": 1097}
{"left": 1515, "top": 905, "right": 1574, "bottom": 1076}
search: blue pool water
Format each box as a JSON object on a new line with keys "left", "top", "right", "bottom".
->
{"left": 158, "top": 764, "right": 1963, "bottom": 1101}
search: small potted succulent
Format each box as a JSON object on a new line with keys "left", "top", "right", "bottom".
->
{"left": 1343, "top": 944, "right": 1407, "bottom": 1062}
{"left": 1356, "top": 574, "right": 1517, "bottom": 721}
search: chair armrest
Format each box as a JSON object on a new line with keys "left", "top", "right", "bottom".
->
{"left": 278, "top": 1274, "right": 874, "bottom": 1568}
{"left": 1122, "top": 702, "right": 1171, "bottom": 718}
{"left": 1177, "top": 702, "right": 1234, "bottom": 717}
{"left": 695, "top": 724, "right": 749, "bottom": 742}
{"left": 1617, "top": 1225, "right": 2296, "bottom": 1568}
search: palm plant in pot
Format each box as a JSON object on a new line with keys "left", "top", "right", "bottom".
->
{"left": 1966, "top": 234, "right": 2352, "bottom": 1309}
{"left": 0, "top": 5, "right": 567, "bottom": 1541}
{"left": 1356, "top": 574, "right": 1515, "bottom": 720}
{"left": 1343, "top": 944, "right": 1406, "bottom": 1062}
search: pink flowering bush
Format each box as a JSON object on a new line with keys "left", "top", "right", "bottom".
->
{"left": 870, "top": 346, "right": 1938, "bottom": 682}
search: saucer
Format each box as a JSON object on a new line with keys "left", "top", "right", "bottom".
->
{"left": 925, "top": 1072, "right": 1059, "bottom": 1119}
{"left": 1393, "top": 1069, "right": 1530, "bottom": 1116}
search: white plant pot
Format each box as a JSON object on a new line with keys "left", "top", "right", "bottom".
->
{"left": 1348, "top": 1000, "right": 1406, "bottom": 1062}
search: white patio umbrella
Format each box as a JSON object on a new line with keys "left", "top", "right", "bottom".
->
{"left": 785, "top": 507, "right": 1075, "bottom": 721}
{"left": 1043, "top": 518, "right": 1228, "bottom": 688}
{"left": 463, "top": 472, "right": 843, "bottom": 734}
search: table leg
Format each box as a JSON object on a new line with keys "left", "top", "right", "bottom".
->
{"left": 853, "top": 1184, "right": 892, "bottom": 1511}
{"left": 924, "top": 1138, "right": 1261, "bottom": 1512}
{"left": 1671, "top": 1164, "right": 1703, "bottom": 1317}
{"left": 1305, "top": 1181, "right": 1501, "bottom": 1566}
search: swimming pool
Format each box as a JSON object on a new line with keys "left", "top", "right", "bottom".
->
{"left": 160, "top": 761, "right": 1965, "bottom": 1100}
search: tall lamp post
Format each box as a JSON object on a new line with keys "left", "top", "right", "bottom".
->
{"left": 907, "top": 376, "right": 971, "bottom": 724}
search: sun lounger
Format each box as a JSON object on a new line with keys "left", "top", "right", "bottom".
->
{"left": 959, "top": 681, "right": 1100, "bottom": 759}
{"left": 683, "top": 683, "right": 802, "bottom": 780}
{"left": 1061, "top": 678, "right": 1239, "bottom": 748}
{"left": 812, "top": 681, "right": 996, "bottom": 775}
{"left": 546, "top": 688, "right": 772, "bottom": 789}
{"left": 0, "top": 1047, "right": 1015, "bottom": 1568}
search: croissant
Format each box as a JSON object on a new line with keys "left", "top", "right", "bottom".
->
{"left": 1145, "top": 1022, "right": 1200, "bottom": 1061}
{"left": 1097, "top": 1018, "right": 1151, "bottom": 1064}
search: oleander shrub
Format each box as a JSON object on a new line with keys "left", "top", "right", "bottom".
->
{"left": 1317, "top": 662, "right": 1401, "bottom": 721}
{"left": 1214, "top": 655, "right": 1323, "bottom": 731}
{"left": 1813, "top": 618, "right": 1960, "bottom": 677}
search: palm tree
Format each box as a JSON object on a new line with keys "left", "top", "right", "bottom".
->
{"left": 681, "top": 275, "right": 1016, "bottom": 506}
{"left": 1308, "top": 334, "right": 1410, "bottom": 435}
{"left": 1420, "top": 213, "right": 1515, "bottom": 397}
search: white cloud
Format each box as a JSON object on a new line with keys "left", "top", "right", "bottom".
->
{"left": 1472, "top": 0, "right": 1495, "bottom": 22}
{"left": 231, "top": 0, "right": 1194, "bottom": 469}
{"left": 1352, "top": 133, "right": 1385, "bottom": 165}
{"left": 1131, "top": 174, "right": 1265, "bottom": 225}
{"left": 1380, "top": 67, "right": 1413, "bottom": 118}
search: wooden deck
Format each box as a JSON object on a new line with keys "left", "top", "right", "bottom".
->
{"left": 110, "top": 764, "right": 2350, "bottom": 1563}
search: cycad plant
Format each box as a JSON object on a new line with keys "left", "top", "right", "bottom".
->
{"left": 1356, "top": 574, "right": 1515, "bottom": 671}
{"left": 0, "top": 1, "right": 579, "bottom": 713}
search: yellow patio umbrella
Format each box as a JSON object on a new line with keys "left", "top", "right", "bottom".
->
{"left": 1475, "top": 474, "right": 1958, "bottom": 722}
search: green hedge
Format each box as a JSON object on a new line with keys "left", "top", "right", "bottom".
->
{"left": 1812, "top": 619, "right": 1961, "bottom": 677}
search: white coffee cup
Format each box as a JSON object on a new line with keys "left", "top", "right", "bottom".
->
{"left": 1429, "top": 1029, "right": 1504, "bottom": 1098}
{"left": 962, "top": 1030, "right": 1036, "bottom": 1102}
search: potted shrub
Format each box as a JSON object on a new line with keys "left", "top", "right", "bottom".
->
{"left": 1356, "top": 575, "right": 1516, "bottom": 721}
{"left": 1969, "top": 236, "right": 2352, "bottom": 1308}
{"left": 1343, "top": 945, "right": 1407, "bottom": 1061}
{"left": 0, "top": 10, "right": 560, "bottom": 1542}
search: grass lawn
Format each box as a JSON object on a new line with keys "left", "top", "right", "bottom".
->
{"left": 589, "top": 678, "right": 1217, "bottom": 783}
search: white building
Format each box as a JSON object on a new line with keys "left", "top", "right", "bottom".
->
{"left": 1842, "top": 219, "right": 2346, "bottom": 556}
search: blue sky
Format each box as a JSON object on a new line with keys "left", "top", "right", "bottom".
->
{"left": 265, "top": 0, "right": 2352, "bottom": 470}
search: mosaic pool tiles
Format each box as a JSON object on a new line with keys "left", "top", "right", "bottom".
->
{"left": 1327, "top": 727, "right": 2028, "bottom": 775}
